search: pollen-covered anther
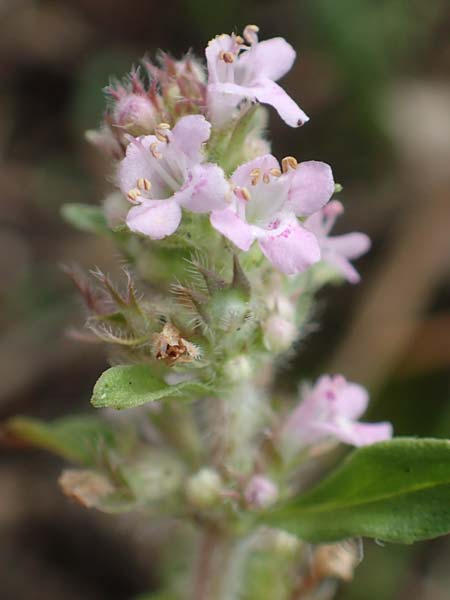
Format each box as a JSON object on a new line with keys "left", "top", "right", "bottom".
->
{"left": 155, "top": 122, "right": 171, "bottom": 142}
{"left": 137, "top": 177, "right": 152, "bottom": 192}
{"left": 243, "top": 24, "right": 259, "bottom": 45}
{"left": 219, "top": 51, "right": 235, "bottom": 64}
{"left": 235, "top": 186, "right": 251, "bottom": 202}
{"left": 250, "top": 167, "right": 261, "bottom": 186}
{"left": 263, "top": 172, "right": 270, "bottom": 184}
{"left": 269, "top": 168, "right": 282, "bottom": 178}
{"left": 235, "top": 35, "right": 244, "bottom": 45}
{"left": 127, "top": 188, "right": 141, "bottom": 202}
{"left": 281, "top": 156, "right": 298, "bottom": 173}
{"left": 150, "top": 142, "right": 162, "bottom": 159}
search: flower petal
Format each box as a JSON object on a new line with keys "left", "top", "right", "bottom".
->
{"left": 252, "top": 80, "right": 309, "bottom": 127}
{"left": 206, "top": 34, "right": 236, "bottom": 84}
{"left": 335, "top": 381, "right": 369, "bottom": 420}
{"left": 210, "top": 208, "right": 255, "bottom": 251}
{"left": 327, "top": 232, "right": 371, "bottom": 260}
{"left": 178, "top": 163, "right": 230, "bottom": 213}
{"left": 322, "top": 250, "right": 363, "bottom": 284}
{"left": 126, "top": 200, "right": 182, "bottom": 239}
{"left": 171, "top": 115, "right": 211, "bottom": 163}
{"left": 318, "top": 420, "right": 393, "bottom": 447}
{"left": 118, "top": 135, "right": 157, "bottom": 196}
{"left": 238, "top": 38, "right": 296, "bottom": 82}
{"left": 258, "top": 219, "right": 320, "bottom": 274}
{"left": 289, "top": 161, "right": 335, "bottom": 216}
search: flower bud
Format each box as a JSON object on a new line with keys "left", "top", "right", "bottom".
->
{"left": 244, "top": 475, "right": 279, "bottom": 510}
{"left": 185, "top": 468, "right": 224, "bottom": 509}
{"left": 264, "top": 530, "right": 302, "bottom": 557}
{"left": 311, "top": 541, "right": 361, "bottom": 582}
{"left": 113, "top": 93, "right": 156, "bottom": 135}
{"left": 223, "top": 355, "right": 253, "bottom": 382}
{"left": 263, "top": 314, "right": 297, "bottom": 352}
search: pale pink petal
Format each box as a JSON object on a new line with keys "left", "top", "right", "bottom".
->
{"left": 258, "top": 220, "right": 321, "bottom": 275}
{"left": 318, "top": 420, "right": 393, "bottom": 447}
{"left": 126, "top": 200, "right": 182, "bottom": 239}
{"left": 206, "top": 34, "right": 236, "bottom": 84}
{"left": 231, "top": 154, "right": 280, "bottom": 188}
{"left": 327, "top": 232, "right": 371, "bottom": 260}
{"left": 238, "top": 38, "right": 296, "bottom": 81}
{"left": 289, "top": 161, "right": 335, "bottom": 216}
{"left": 178, "top": 164, "right": 229, "bottom": 213}
{"left": 210, "top": 208, "right": 255, "bottom": 250}
{"left": 208, "top": 81, "right": 309, "bottom": 127}
{"left": 171, "top": 115, "right": 211, "bottom": 163}
{"left": 252, "top": 80, "right": 309, "bottom": 127}
{"left": 335, "top": 381, "right": 369, "bottom": 420}
{"left": 118, "top": 135, "right": 156, "bottom": 195}
{"left": 323, "top": 250, "right": 362, "bottom": 284}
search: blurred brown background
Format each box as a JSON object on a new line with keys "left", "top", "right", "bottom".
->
{"left": 1, "top": 1, "right": 450, "bottom": 598}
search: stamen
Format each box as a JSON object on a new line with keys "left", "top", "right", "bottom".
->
{"left": 150, "top": 142, "right": 162, "bottom": 159}
{"left": 235, "top": 186, "right": 251, "bottom": 201}
{"left": 269, "top": 168, "right": 282, "bottom": 178}
{"left": 281, "top": 156, "right": 298, "bottom": 173}
{"left": 243, "top": 24, "right": 259, "bottom": 45}
{"left": 235, "top": 35, "right": 244, "bottom": 45}
{"left": 155, "top": 122, "right": 171, "bottom": 142}
{"left": 219, "top": 51, "right": 235, "bottom": 64}
{"left": 137, "top": 177, "right": 152, "bottom": 191}
{"left": 250, "top": 167, "right": 261, "bottom": 186}
{"left": 263, "top": 173, "right": 270, "bottom": 184}
{"left": 127, "top": 188, "right": 141, "bottom": 202}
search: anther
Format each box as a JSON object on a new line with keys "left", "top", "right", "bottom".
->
{"left": 235, "top": 35, "right": 244, "bottom": 45}
{"left": 243, "top": 24, "right": 259, "bottom": 45}
{"left": 250, "top": 167, "right": 261, "bottom": 186}
{"left": 235, "top": 186, "right": 251, "bottom": 201}
{"left": 155, "top": 122, "right": 171, "bottom": 142}
{"left": 281, "top": 156, "right": 298, "bottom": 173}
{"left": 269, "top": 168, "right": 282, "bottom": 178}
{"left": 220, "top": 51, "right": 235, "bottom": 64}
{"left": 263, "top": 173, "right": 270, "bottom": 184}
{"left": 150, "top": 142, "right": 162, "bottom": 159}
{"left": 127, "top": 188, "right": 141, "bottom": 202}
{"left": 137, "top": 178, "right": 152, "bottom": 191}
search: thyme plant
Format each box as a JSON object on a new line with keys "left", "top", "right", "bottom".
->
{"left": 8, "top": 25, "right": 450, "bottom": 600}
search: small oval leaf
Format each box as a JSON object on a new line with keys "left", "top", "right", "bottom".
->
{"left": 91, "top": 364, "right": 210, "bottom": 409}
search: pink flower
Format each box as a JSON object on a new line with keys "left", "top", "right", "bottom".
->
{"left": 305, "top": 200, "right": 371, "bottom": 284}
{"left": 281, "top": 375, "right": 393, "bottom": 453}
{"left": 244, "top": 475, "right": 279, "bottom": 509}
{"left": 210, "top": 154, "right": 334, "bottom": 275}
{"left": 206, "top": 25, "right": 308, "bottom": 127}
{"left": 118, "top": 115, "right": 229, "bottom": 239}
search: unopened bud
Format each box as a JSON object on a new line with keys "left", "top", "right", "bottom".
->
{"left": 244, "top": 475, "right": 279, "bottom": 509}
{"left": 113, "top": 93, "right": 156, "bottom": 135}
{"left": 185, "top": 468, "right": 224, "bottom": 509}
{"left": 223, "top": 355, "right": 253, "bottom": 382}
{"left": 266, "top": 530, "right": 302, "bottom": 557}
{"left": 311, "top": 541, "right": 362, "bottom": 582}
{"left": 263, "top": 314, "right": 297, "bottom": 352}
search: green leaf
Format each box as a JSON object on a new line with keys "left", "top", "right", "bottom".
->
{"left": 4, "top": 415, "right": 114, "bottom": 465}
{"left": 264, "top": 438, "right": 450, "bottom": 544}
{"left": 91, "top": 364, "right": 210, "bottom": 409}
{"left": 61, "top": 203, "right": 109, "bottom": 234}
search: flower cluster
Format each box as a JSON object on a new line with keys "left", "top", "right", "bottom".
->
{"left": 89, "top": 25, "right": 369, "bottom": 279}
